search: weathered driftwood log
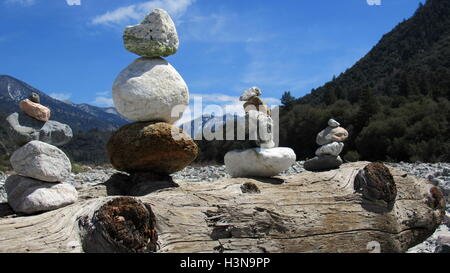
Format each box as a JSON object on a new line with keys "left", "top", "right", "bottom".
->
{"left": 0, "top": 162, "right": 445, "bottom": 253}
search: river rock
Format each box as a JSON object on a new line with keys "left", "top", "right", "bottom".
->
{"left": 328, "top": 119, "right": 340, "bottom": 128}
{"left": 304, "top": 155, "right": 343, "bottom": 172}
{"left": 19, "top": 99, "right": 51, "bottom": 122}
{"left": 224, "top": 147, "right": 296, "bottom": 178}
{"left": 28, "top": 92, "right": 40, "bottom": 104}
{"left": 112, "top": 57, "right": 189, "bottom": 123}
{"left": 5, "top": 175, "right": 77, "bottom": 214}
{"left": 240, "top": 87, "right": 262, "bottom": 101}
{"left": 316, "top": 126, "right": 349, "bottom": 146}
{"left": 123, "top": 8, "right": 179, "bottom": 58}
{"left": 435, "top": 236, "right": 450, "bottom": 253}
{"left": 315, "top": 142, "right": 344, "bottom": 156}
{"left": 107, "top": 122, "right": 198, "bottom": 174}
{"left": 244, "top": 96, "right": 271, "bottom": 116}
{"left": 5, "top": 112, "right": 73, "bottom": 147}
{"left": 10, "top": 141, "right": 71, "bottom": 182}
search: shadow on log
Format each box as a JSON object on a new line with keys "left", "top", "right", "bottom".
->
{"left": 0, "top": 162, "right": 445, "bottom": 253}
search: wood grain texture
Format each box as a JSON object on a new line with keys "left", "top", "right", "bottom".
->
{"left": 0, "top": 162, "right": 445, "bottom": 253}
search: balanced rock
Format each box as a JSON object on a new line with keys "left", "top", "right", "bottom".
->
{"left": 6, "top": 112, "right": 73, "bottom": 147}
{"left": 5, "top": 175, "right": 77, "bottom": 214}
{"left": 107, "top": 122, "right": 198, "bottom": 174}
{"left": 244, "top": 96, "right": 271, "bottom": 116}
{"left": 316, "top": 126, "right": 349, "bottom": 146}
{"left": 123, "top": 8, "right": 179, "bottom": 58}
{"left": 224, "top": 147, "right": 296, "bottom": 178}
{"left": 328, "top": 119, "right": 340, "bottom": 128}
{"left": 10, "top": 141, "right": 71, "bottom": 182}
{"left": 315, "top": 142, "right": 344, "bottom": 156}
{"left": 304, "top": 155, "right": 343, "bottom": 172}
{"left": 240, "top": 87, "right": 262, "bottom": 101}
{"left": 19, "top": 99, "right": 51, "bottom": 122}
{"left": 28, "top": 92, "right": 40, "bottom": 104}
{"left": 112, "top": 57, "right": 188, "bottom": 123}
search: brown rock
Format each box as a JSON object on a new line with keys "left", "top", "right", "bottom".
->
{"left": 107, "top": 122, "right": 198, "bottom": 174}
{"left": 243, "top": 96, "right": 271, "bottom": 116}
{"left": 19, "top": 99, "right": 51, "bottom": 122}
{"left": 316, "top": 126, "right": 349, "bottom": 146}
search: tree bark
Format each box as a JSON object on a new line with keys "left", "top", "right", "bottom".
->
{"left": 0, "top": 162, "right": 445, "bottom": 253}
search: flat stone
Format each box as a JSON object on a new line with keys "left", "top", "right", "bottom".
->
{"left": 224, "top": 147, "right": 296, "bottom": 178}
{"left": 10, "top": 141, "right": 72, "bottom": 182}
{"left": 304, "top": 155, "right": 343, "bottom": 172}
{"left": 112, "top": 57, "right": 188, "bottom": 123}
{"left": 315, "top": 142, "right": 344, "bottom": 156}
{"left": 316, "top": 126, "right": 349, "bottom": 146}
{"left": 19, "top": 99, "right": 51, "bottom": 122}
{"left": 5, "top": 175, "right": 77, "bottom": 214}
{"left": 328, "top": 119, "right": 340, "bottom": 127}
{"left": 123, "top": 8, "right": 179, "bottom": 57}
{"left": 5, "top": 112, "right": 73, "bottom": 147}
{"left": 107, "top": 122, "right": 198, "bottom": 174}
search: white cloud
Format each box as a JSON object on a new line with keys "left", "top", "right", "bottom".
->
{"left": 66, "top": 0, "right": 81, "bottom": 6}
{"left": 5, "top": 0, "right": 36, "bottom": 6}
{"left": 49, "top": 92, "right": 72, "bottom": 101}
{"left": 93, "top": 96, "right": 114, "bottom": 107}
{"left": 92, "top": 0, "right": 196, "bottom": 26}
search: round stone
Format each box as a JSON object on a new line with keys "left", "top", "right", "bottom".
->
{"left": 123, "top": 8, "right": 179, "bottom": 58}
{"left": 304, "top": 155, "right": 343, "bottom": 172}
{"left": 328, "top": 119, "right": 340, "bottom": 128}
{"left": 10, "top": 141, "right": 72, "bottom": 182}
{"left": 316, "top": 126, "right": 349, "bottom": 146}
{"left": 112, "top": 57, "right": 189, "bottom": 123}
{"left": 28, "top": 92, "right": 40, "bottom": 104}
{"left": 224, "top": 147, "right": 296, "bottom": 178}
{"left": 5, "top": 175, "right": 78, "bottom": 214}
{"left": 107, "top": 122, "right": 198, "bottom": 174}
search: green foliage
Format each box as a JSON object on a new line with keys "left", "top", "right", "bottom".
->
{"left": 71, "top": 162, "right": 89, "bottom": 174}
{"left": 343, "top": 151, "right": 360, "bottom": 162}
{"left": 281, "top": 91, "right": 296, "bottom": 107}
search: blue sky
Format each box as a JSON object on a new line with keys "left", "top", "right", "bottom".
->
{"left": 1, "top": 0, "right": 424, "bottom": 113}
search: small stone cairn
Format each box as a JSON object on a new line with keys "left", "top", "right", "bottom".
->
{"left": 106, "top": 9, "right": 198, "bottom": 182}
{"left": 224, "top": 87, "right": 297, "bottom": 178}
{"left": 304, "top": 119, "right": 349, "bottom": 171}
{"left": 4, "top": 93, "right": 77, "bottom": 214}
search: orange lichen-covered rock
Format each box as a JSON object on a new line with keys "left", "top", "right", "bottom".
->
{"left": 19, "top": 99, "right": 51, "bottom": 122}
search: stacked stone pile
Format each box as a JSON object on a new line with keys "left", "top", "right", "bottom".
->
{"left": 106, "top": 9, "right": 198, "bottom": 180}
{"left": 224, "top": 87, "right": 296, "bottom": 178}
{"left": 4, "top": 93, "right": 77, "bottom": 214}
{"left": 304, "top": 119, "right": 348, "bottom": 171}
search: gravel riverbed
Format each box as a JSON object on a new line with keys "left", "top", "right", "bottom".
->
{"left": 0, "top": 161, "right": 448, "bottom": 252}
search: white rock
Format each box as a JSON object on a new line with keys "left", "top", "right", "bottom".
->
{"left": 328, "top": 119, "right": 340, "bottom": 128}
{"left": 239, "top": 87, "right": 261, "bottom": 101}
{"left": 10, "top": 141, "right": 71, "bottom": 182}
{"left": 5, "top": 175, "right": 78, "bottom": 214}
{"left": 315, "top": 142, "right": 344, "bottom": 156}
{"left": 225, "top": 147, "right": 296, "bottom": 178}
{"left": 123, "top": 8, "right": 179, "bottom": 58}
{"left": 112, "top": 57, "right": 189, "bottom": 123}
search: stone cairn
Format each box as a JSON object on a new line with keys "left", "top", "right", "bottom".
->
{"left": 304, "top": 119, "right": 349, "bottom": 171}
{"left": 224, "top": 87, "right": 297, "bottom": 178}
{"left": 106, "top": 8, "right": 198, "bottom": 186}
{"left": 4, "top": 93, "right": 77, "bottom": 214}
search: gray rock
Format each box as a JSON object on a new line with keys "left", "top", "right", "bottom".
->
{"left": 315, "top": 142, "right": 344, "bottom": 156}
{"left": 304, "top": 155, "right": 343, "bottom": 172}
{"left": 10, "top": 141, "right": 71, "bottom": 182}
{"left": 5, "top": 112, "right": 73, "bottom": 147}
{"left": 28, "top": 92, "right": 40, "bottom": 104}
{"left": 239, "top": 87, "right": 262, "bottom": 101}
{"left": 328, "top": 119, "right": 340, "bottom": 128}
{"left": 123, "top": 8, "right": 179, "bottom": 58}
{"left": 435, "top": 235, "right": 450, "bottom": 253}
{"left": 5, "top": 175, "right": 77, "bottom": 214}
{"left": 316, "top": 126, "right": 349, "bottom": 146}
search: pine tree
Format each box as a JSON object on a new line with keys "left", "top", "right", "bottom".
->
{"left": 281, "top": 91, "right": 296, "bottom": 107}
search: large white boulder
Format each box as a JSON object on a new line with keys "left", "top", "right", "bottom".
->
{"left": 123, "top": 8, "right": 179, "bottom": 58}
{"left": 225, "top": 147, "right": 296, "bottom": 178}
{"left": 112, "top": 57, "right": 189, "bottom": 123}
{"left": 5, "top": 175, "right": 77, "bottom": 214}
{"left": 10, "top": 141, "right": 71, "bottom": 182}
